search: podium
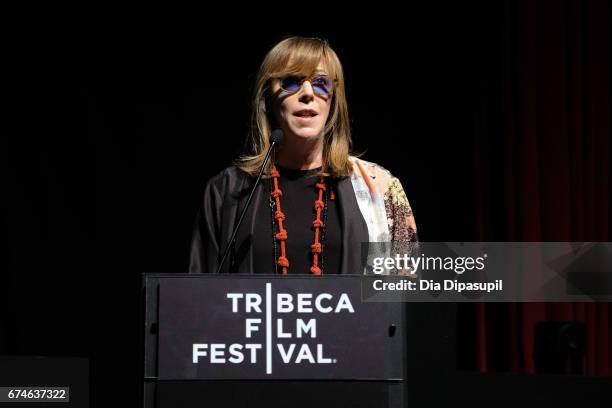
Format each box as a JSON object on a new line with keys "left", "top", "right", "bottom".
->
{"left": 141, "top": 274, "right": 411, "bottom": 408}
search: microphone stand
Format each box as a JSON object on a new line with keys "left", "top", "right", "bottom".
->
{"left": 216, "top": 139, "right": 279, "bottom": 273}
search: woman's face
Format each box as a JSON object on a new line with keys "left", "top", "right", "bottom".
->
{"left": 270, "top": 62, "right": 332, "bottom": 142}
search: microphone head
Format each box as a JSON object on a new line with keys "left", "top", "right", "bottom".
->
{"left": 270, "top": 129, "right": 284, "bottom": 145}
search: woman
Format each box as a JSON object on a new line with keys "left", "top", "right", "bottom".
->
{"left": 189, "top": 36, "right": 418, "bottom": 275}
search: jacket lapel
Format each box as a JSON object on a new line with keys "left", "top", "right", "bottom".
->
{"left": 336, "top": 177, "right": 370, "bottom": 274}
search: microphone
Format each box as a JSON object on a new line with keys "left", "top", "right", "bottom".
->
{"left": 270, "top": 128, "right": 284, "bottom": 145}
{"left": 216, "top": 129, "right": 284, "bottom": 273}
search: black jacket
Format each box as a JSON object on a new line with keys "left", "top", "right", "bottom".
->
{"left": 189, "top": 166, "right": 369, "bottom": 274}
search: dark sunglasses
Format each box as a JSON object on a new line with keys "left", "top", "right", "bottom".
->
{"left": 278, "top": 74, "right": 334, "bottom": 98}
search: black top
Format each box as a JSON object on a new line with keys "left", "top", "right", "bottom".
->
{"left": 251, "top": 164, "right": 342, "bottom": 274}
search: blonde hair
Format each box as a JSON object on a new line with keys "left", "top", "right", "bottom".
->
{"left": 234, "top": 36, "right": 357, "bottom": 179}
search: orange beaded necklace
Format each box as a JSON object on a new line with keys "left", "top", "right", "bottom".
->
{"left": 269, "top": 163, "right": 335, "bottom": 275}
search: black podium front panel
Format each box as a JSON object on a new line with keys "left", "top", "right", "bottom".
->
{"left": 158, "top": 276, "right": 403, "bottom": 380}
{"left": 142, "top": 274, "right": 407, "bottom": 408}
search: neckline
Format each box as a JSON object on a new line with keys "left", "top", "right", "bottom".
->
{"left": 275, "top": 163, "right": 323, "bottom": 179}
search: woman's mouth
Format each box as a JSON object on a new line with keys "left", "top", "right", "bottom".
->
{"left": 293, "top": 109, "right": 319, "bottom": 119}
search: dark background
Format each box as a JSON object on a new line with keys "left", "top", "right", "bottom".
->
{"left": 3, "top": 1, "right": 610, "bottom": 406}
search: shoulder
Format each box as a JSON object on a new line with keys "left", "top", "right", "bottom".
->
{"left": 206, "top": 165, "right": 250, "bottom": 184}
{"left": 202, "top": 165, "right": 252, "bottom": 194}
{"left": 349, "top": 155, "right": 401, "bottom": 194}
{"left": 350, "top": 156, "right": 395, "bottom": 177}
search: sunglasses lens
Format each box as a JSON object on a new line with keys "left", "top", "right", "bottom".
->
{"left": 280, "top": 76, "right": 302, "bottom": 93}
{"left": 311, "top": 76, "right": 333, "bottom": 96}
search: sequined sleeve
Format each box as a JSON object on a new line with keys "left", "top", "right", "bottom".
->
{"left": 384, "top": 178, "right": 419, "bottom": 276}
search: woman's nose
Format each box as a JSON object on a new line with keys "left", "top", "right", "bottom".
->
{"left": 299, "top": 80, "right": 315, "bottom": 102}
